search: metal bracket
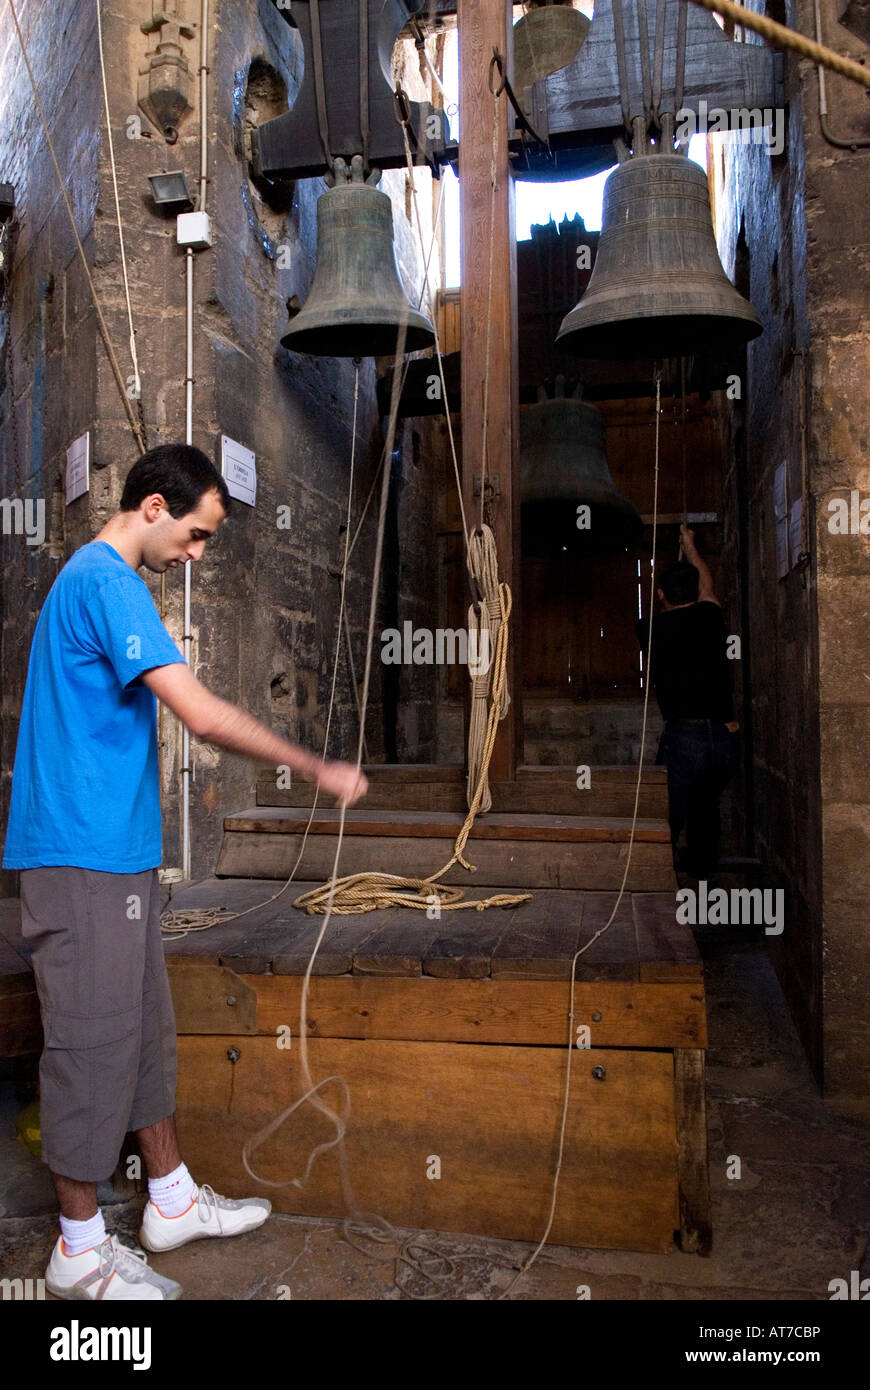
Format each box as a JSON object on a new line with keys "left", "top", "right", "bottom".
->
{"left": 473, "top": 472, "right": 501, "bottom": 500}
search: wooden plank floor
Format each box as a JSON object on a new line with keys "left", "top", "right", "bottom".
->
{"left": 158, "top": 877, "right": 699, "bottom": 982}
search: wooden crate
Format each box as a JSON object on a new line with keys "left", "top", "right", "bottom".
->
{"left": 164, "top": 881, "right": 711, "bottom": 1255}
{"left": 0, "top": 881, "right": 710, "bottom": 1254}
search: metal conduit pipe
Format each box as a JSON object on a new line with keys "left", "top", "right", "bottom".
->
{"left": 182, "top": 0, "right": 210, "bottom": 882}
{"left": 814, "top": 0, "right": 870, "bottom": 149}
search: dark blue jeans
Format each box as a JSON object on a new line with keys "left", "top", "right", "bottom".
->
{"left": 657, "top": 720, "right": 739, "bottom": 878}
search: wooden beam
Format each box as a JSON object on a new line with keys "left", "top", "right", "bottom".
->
{"left": 251, "top": 974, "right": 708, "bottom": 1048}
{"left": 534, "top": 0, "right": 783, "bottom": 140}
{"left": 458, "top": 0, "right": 522, "bottom": 783}
{"left": 674, "top": 1048, "right": 713, "bottom": 1254}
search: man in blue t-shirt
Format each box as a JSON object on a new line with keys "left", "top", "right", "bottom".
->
{"left": 2, "top": 443, "right": 368, "bottom": 1301}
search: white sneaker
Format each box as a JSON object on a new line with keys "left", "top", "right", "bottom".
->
{"left": 45, "top": 1234, "right": 182, "bottom": 1301}
{"left": 138, "top": 1183, "right": 271, "bottom": 1253}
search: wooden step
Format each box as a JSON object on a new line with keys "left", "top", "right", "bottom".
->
{"left": 216, "top": 807, "right": 676, "bottom": 891}
{"left": 255, "top": 763, "right": 669, "bottom": 818}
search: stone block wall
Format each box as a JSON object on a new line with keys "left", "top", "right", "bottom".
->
{"left": 0, "top": 0, "right": 101, "bottom": 895}
{"left": 713, "top": 0, "right": 870, "bottom": 1103}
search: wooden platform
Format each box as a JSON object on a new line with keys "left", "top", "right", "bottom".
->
{"left": 0, "top": 877, "right": 710, "bottom": 1256}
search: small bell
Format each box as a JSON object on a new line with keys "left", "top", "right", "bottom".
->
{"left": 557, "top": 152, "right": 762, "bottom": 359}
{"left": 281, "top": 156, "right": 435, "bottom": 358}
{"left": 513, "top": 0, "right": 591, "bottom": 110}
{"left": 520, "top": 378, "right": 643, "bottom": 556}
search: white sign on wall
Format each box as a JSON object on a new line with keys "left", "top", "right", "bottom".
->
{"left": 220, "top": 435, "right": 257, "bottom": 508}
{"left": 65, "top": 432, "right": 90, "bottom": 505}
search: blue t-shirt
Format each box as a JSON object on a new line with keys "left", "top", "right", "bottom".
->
{"left": 2, "top": 541, "right": 185, "bottom": 872}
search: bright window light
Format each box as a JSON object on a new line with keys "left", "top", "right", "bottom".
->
{"left": 439, "top": 14, "right": 708, "bottom": 286}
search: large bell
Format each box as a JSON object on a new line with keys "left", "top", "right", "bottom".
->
{"left": 520, "top": 380, "right": 643, "bottom": 556}
{"left": 513, "top": 1, "right": 591, "bottom": 107}
{"left": 557, "top": 153, "right": 762, "bottom": 359}
{"left": 281, "top": 159, "right": 435, "bottom": 358}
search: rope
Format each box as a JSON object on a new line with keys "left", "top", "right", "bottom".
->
{"left": 686, "top": 0, "right": 870, "bottom": 89}
{"left": 242, "top": 291, "right": 502, "bottom": 1300}
{"left": 464, "top": 524, "right": 509, "bottom": 813}
{"left": 165, "top": 33, "right": 664, "bottom": 1295}
{"left": 293, "top": 575, "right": 529, "bottom": 916}
{"left": 5, "top": 0, "right": 147, "bottom": 454}
{"left": 496, "top": 370, "right": 664, "bottom": 1300}
{"left": 396, "top": 107, "right": 502, "bottom": 819}
{"left": 414, "top": 20, "right": 458, "bottom": 124}
{"left": 161, "top": 156, "right": 450, "bottom": 938}
{"left": 478, "top": 74, "right": 504, "bottom": 531}
{"left": 235, "top": 90, "right": 529, "bottom": 1293}
{"left": 291, "top": 100, "right": 526, "bottom": 918}
{"left": 96, "top": 0, "right": 146, "bottom": 441}
{"left": 161, "top": 359, "right": 364, "bottom": 938}
{"left": 397, "top": 112, "right": 506, "bottom": 819}
{"left": 519, "top": 1, "right": 540, "bottom": 86}
{"left": 342, "top": 174, "right": 448, "bottom": 569}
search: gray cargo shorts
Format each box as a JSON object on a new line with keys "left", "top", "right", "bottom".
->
{"left": 19, "top": 865, "right": 178, "bottom": 1182}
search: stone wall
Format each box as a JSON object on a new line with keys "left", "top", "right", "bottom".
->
{"left": 0, "top": 0, "right": 101, "bottom": 895}
{"left": 800, "top": 0, "right": 870, "bottom": 1101}
{"left": 0, "top": 0, "right": 443, "bottom": 891}
{"left": 713, "top": 0, "right": 870, "bottom": 1103}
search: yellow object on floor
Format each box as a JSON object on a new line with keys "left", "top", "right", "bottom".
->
{"left": 16, "top": 1099, "right": 41, "bottom": 1158}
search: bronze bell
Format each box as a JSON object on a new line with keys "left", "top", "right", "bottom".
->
{"left": 513, "top": 1, "right": 591, "bottom": 111}
{"left": 520, "top": 378, "right": 643, "bottom": 556}
{"left": 557, "top": 152, "right": 762, "bottom": 359}
{"left": 281, "top": 157, "right": 435, "bottom": 358}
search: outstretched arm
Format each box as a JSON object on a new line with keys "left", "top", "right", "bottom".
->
{"left": 680, "top": 524, "right": 719, "bottom": 605}
{"left": 140, "top": 662, "right": 368, "bottom": 808}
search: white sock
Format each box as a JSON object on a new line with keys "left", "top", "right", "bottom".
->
{"left": 148, "top": 1161, "right": 196, "bottom": 1217}
{"left": 60, "top": 1209, "right": 107, "bottom": 1258}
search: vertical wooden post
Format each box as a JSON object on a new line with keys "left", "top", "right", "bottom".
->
{"left": 458, "top": 0, "right": 522, "bottom": 783}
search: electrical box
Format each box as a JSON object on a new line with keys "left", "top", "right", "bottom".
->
{"left": 176, "top": 211, "right": 213, "bottom": 249}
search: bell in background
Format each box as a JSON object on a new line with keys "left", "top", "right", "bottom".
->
{"left": 520, "top": 378, "right": 643, "bottom": 557}
{"left": 557, "top": 152, "right": 763, "bottom": 359}
{"left": 513, "top": 1, "right": 591, "bottom": 111}
{"left": 281, "top": 156, "right": 435, "bottom": 358}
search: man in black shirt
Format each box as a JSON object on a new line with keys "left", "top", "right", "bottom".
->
{"left": 638, "top": 526, "right": 739, "bottom": 879}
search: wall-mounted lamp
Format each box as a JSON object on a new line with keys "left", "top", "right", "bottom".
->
{"left": 147, "top": 171, "right": 194, "bottom": 212}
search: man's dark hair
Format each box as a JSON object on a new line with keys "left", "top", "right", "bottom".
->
{"left": 119, "top": 444, "right": 231, "bottom": 518}
{"left": 659, "top": 560, "right": 700, "bottom": 606}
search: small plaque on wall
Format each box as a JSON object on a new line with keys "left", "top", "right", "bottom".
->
{"left": 220, "top": 435, "right": 257, "bottom": 507}
{"left": 65, "top": 432, "right": 90, "bottom": 505}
